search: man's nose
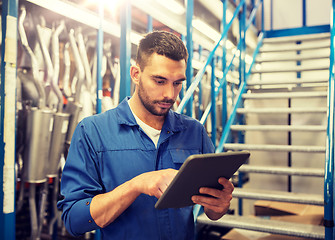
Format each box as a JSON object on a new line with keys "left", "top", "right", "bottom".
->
{"left": 163, "top": 84, "right": 175, "bottom": 99}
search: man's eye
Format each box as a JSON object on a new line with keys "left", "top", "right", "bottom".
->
{"left": 174, "top": 81, "right": 183, "bottom": 86}
{"left": 156, "top": 80, "right": 165, "bottom": 84}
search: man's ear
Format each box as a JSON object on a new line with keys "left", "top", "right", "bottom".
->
{"left": 130, "top": 65, "right": 141, "bottom": 85}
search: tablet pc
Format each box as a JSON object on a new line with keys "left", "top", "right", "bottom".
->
{"left": 155, "top": 151, "right": 250, "bottom": 209}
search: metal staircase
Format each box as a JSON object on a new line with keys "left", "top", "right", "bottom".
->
{"left": 197, "top": 33, "right": 330, "bottom": 239}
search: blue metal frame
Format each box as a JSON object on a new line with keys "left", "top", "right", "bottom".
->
{"left": 265, "top": 25, "right": 330, "bottom": 38}
{"left": 325, "top": 2, "right": 335, "bottom": 239}
{"left": 185, "top": 0, "right": 194, "bottom": 117}
{"left": 1, "top": 0, "right": 18, "bottom": 239}
{"left": 210, "top": 58, "right": 216, "bottom": 147}
{"left": 221, "top": 0, "right": 227, "bottom": 131}
{"left": 177, "top": 0, "right": 247, "bottom": 114}
{"left": 119, "top": 0, "right": 132, "bottom": 102}
{"left": 96, "top": 1, "right": 104, "bottom": 114}
{"left": 147, "top": 15, "right": 153, "bottom": 32}
{"left": 302, "top": 0, "right": 307, "bottom": 27}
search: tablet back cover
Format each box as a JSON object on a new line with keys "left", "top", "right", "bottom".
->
{"left": 155, "top": 151, "right": 249, "bottom": 209}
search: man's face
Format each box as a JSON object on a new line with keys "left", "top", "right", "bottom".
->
{"left": 136, "top": 53, "right": 186, "bottom": 117}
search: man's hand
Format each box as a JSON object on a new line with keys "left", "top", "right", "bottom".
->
{"left": 134, "top": 169, "right": 178, "bottom": 199}
{"left": 191, "top": 177, "right": 234, "bottom": 220}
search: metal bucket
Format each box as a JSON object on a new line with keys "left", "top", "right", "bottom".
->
{"left": 47, "top": 112, "right": 70, "bottom": 177}
{"left": 23, "top": 107, "right": 53, "bottom": 183}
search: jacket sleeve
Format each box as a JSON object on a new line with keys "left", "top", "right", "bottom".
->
{"left": 57, "top": 120, "right": 101, "bottom": 236}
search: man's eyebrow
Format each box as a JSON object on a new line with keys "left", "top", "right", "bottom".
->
{"left": 151, "top": 75, "right": 186, "bottom": 82}
{"left": 151, "top": 75, "right": 167, "bottom": 80}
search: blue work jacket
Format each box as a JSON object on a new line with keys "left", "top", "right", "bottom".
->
{"left": 57, "top": 97, "right": 215, "bottom": 240}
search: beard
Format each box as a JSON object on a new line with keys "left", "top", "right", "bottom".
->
{"left": 137, "top": 78, "right": 175, "bottom": 116}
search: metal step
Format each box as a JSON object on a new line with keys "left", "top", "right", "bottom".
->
{"left": 233, "top": 188, "right": 324, "bottom": 205}
{"left": 223, "top": 143, "right": 325, "bottom": 153}
{"left": 242, "top": 91, "right": 327, "bottom": 99}
{"left": 236, "top": 107, "right": 327, "bottom": 114}
{"left": 197, "top": 214, "right": 325, "bottom": 239}
{"left": 256, "top": 53, "right": 329, "bottom": 62}
{"left": 239, "top": 165, "right": 324, "bottom": 177}
{"left": 252, "top": 65, "right": 329, "bottom": 74}
{"left": 259, "top": 42, "right": 329, "bottom": 53}
{"left": 247, "top": 78, "right": 328, "bottom": 86}
{"left": 230, "top": 125, "right": 326, "bottom": 132}
{"left": 262, "top": 32, "right": 330, "bottom": 44}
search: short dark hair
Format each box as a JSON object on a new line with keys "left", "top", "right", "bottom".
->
{"left": 136, "top": 31, "right": 188, "bottom": 70}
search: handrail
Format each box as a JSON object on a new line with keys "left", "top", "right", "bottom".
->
{"left": 199, "top": 0, "right": 263, "bottom": 125}
{"left": 176, "top": 0, "right": 246, "bottom": 114}
{"left": 325, "top": 0, "right": 335, "bottom": 239}
{"left": 216, "top": 32, "right": 264, "bottom": 153}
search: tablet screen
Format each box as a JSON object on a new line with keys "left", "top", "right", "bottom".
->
{"left": 155, "top": 151, "right": 250, "bottom": 209}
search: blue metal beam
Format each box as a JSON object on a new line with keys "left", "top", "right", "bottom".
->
{"left": 325, "top": 2, "right": 335, "bottom": 239}
{"left": 147, "top": 15, "right": 153, "bottom": 32}
{"left": 210, "top": 58, "right": 216, "bottom": 147}
{"left": 186, "top": 0, "right": 194, "bottom": 117}
{"left": 177, "top": 0, "right": 246, "bottom": 114}
{"left": 1, "top": 0, "right": 18, "bottom": 239}
{"left": 265, "top": 25, "right": 330, "bottom": 38}
{"left": 96, "top": 2, "right": 104, "bottom": 114}
{"left": 119, "top": 0, "right": 132, "bottom": 102}
{"left": 221, "top": 0, "right": 227, "bottom": 131}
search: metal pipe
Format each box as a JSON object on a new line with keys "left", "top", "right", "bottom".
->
{"left": 18, "top": 6, "right": 45, "bottom": 108}
{"left": 51, "top": 21, "right": 65, "bottom": 112}
{"left": 29, "top": 184, "right": 38, "bottom": 239}
{"left": 68, "top": 29, "right": 85, "bottom": 103}
{"left": 62, "top": 42, "right": 72, "bottom": 98}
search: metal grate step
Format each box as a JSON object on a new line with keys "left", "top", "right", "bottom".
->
{"left": 230, "top": 125, "right": 326, "bottom": 132}
{"left": 259, "top": 42, "right": 329, "bottom": 53}
{"left": 239, "top": 165, "right": 324, "bottom": 177}
{"left": 247, "top": 78, "right": 328, "bottom": 86}
{"left": 252, "top": 65, "right": 329, "bottom": 74}
{"left": 224, "top": 143, "right": 325, "bottom": 153}
{"left": 236, "top": 107, "right": 327, "bottom": 114}
{"left": 256, "top": 53, "right": 330, "bottom": 62}
{"left": 197, "top": 214, "right": 325, "bottom": 239}
{"left": 262, "top": 32, "right": 330, "bottom": 44}
{"left": 242, "top": 91, "right": 327, "bottom": 99}
{"left": 233, "top": 188, "right": 324, "bottom": 205}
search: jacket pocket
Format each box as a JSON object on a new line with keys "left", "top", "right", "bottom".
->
{"left": 169, "top": 149, "right": 200, "bottom": 169}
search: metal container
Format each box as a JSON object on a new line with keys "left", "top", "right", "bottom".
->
{"left": 47, "top": 112, "right": 70, "bottom": 177}
{"left": 23, "top": 107, "right": 53, "bottom": 183}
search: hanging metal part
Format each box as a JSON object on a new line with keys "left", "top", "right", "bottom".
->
{"left": 18, "top": 6, "right": 46, "bottom": 108}
{"left": 68, "top": 29, "right": 85, "bottom": 103}
{"left": 77, "top": 30, "right": 92, "bottom": 90}
{"left": 36, "top": 23, "right": 64, "bottom": 113}
{"left": 62, "top": 42, "right": 72, "bottom": 98}
{"left": 51, "top": 21, "right": 65, "bottom": 112}
{"left": 48, "top": 112, "right": 69, "bottom": 177}
{"left": 23, "top": 107, "right": 53, "bottom": 183}
{"left": 29, "top": 183, "right": 38, "bottom": 239}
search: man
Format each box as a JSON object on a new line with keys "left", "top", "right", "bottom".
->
{"left": 57, "top": 31, "right": 234, "bottom": 239}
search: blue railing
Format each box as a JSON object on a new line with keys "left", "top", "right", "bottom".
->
{"left": 177, "top": 0, "right": 264, "bottom": 150}
{"left": 185, "top": 0, "right": 264, "bottom": 219}
{"left": 325, "top": 1, "right": 335, "bottom": 239}
{"left": 181, "top": 1, "right": 334, "bottom": 239}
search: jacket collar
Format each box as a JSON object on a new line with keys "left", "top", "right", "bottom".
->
{"left": 116, "top": 97, "right": 187, "bottom": 133}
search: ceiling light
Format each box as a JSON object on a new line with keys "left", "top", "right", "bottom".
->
{"left": 193, "top": 19, "right": 221, "bottom": 42}
{"left": 156, "top": 0, "right": 185, "bottom": 15}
